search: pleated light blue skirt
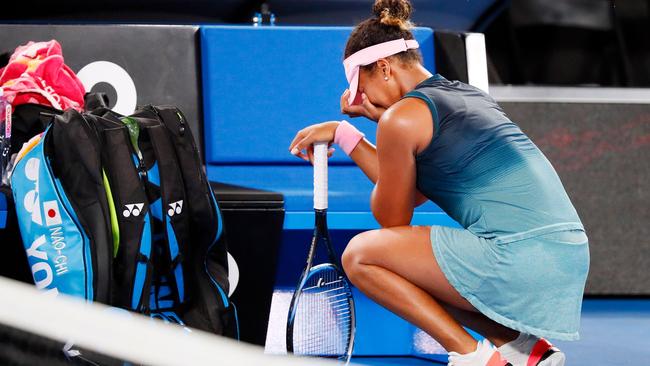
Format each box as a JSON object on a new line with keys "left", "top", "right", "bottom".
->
{"left": 430, "top": 225, "right": 590, "bottom": 341}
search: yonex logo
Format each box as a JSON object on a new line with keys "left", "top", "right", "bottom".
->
{"left": 123, "top": 203, "right": 145, "bottom": 218}
{"left": 167, "top": 200, "right": 183, "bottom": 217}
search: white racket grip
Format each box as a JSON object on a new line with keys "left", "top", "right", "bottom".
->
{"left": 313, "top": 142, "right": 328, "bottom": 210}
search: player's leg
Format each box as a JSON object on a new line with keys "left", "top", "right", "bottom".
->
{"left": 341, "top": 226, "right": 476, "bottom": 354}
{"left": 341, "top": 225, "right": 519, "bottom": 352}
{"left": 443, "top": 305, "right": 519, "bottom": 347}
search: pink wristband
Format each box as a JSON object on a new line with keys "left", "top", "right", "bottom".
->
{"left": 334, "top": 120, "right": 365, "bottom": 155}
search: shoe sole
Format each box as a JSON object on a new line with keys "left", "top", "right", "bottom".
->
{"left": 538, "top": 351, "right": 566, "bottom": 366}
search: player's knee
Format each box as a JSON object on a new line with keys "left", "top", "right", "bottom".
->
{"left": 341, "top": 233, "right": 370, "bottom": 278}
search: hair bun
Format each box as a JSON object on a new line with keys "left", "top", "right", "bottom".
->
{"left": 372, "top": 0, "right": 413, "bottom": 30}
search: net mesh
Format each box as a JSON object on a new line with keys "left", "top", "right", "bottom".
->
{"left": 0, "top": 323, "right": 87, "bottom": 366}
{"left": 0, "top": 276, "right": 343, "bottom": 366}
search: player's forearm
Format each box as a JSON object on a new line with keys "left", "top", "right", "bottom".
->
{"left": 348, "top": 138, "right": 379, "bottom": 184}
{"left": 349, "top": 139, "right": 430, "bottom": 207}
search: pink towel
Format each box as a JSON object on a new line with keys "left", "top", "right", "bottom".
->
{"left": 0, "top": 40, "right": 85, "bottom": 111}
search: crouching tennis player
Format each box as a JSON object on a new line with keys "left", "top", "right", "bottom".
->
{"left": 288, "top": 1, "right": 590, "bottom": 365}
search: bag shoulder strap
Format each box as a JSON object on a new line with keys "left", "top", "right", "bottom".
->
{"left": 91, "top": 113, "right": 154, "bottom": 312}
{"left": 133, "top": 110, "right": 190, "bottom": 308}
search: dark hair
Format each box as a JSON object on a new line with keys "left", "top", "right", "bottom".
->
{"left": 344, "top": 0, "right": 422, "bottom": 72}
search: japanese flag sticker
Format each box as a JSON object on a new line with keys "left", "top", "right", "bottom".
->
{"left": 43, "top": 200, "right": 62, "bottom": 227}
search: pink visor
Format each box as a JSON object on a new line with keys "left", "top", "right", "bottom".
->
{"left": 343, "top": 38, "right": 419, "bottom": 105}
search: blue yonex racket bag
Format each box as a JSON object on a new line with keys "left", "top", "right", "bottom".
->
{"left": 11, "top": 109, "right": 114, "bottom": 303}
{"left": 11, "top": 95, "right": 238, "bottom": 339}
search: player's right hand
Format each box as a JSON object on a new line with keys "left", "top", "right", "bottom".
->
{"left": 341, "top": 89, "right": 386, "bottom": 122}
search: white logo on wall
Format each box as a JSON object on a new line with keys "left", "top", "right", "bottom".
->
{"left": 167, "top": 200, "right": 183, "bottom": 217}
{"left": 227, "top": 252, "right": 239, "bottom": 297}
{"left": 123, "top": 203, "right": 145, "bottom": 218}
{"left": 77, "top": 61, "right": 137, "bottom": 115}
{"left": 23, "top": 158, "right": 42, "bottom": 226}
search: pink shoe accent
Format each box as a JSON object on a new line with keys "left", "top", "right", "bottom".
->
{"left": 487, "top": 350, "right": 511, "bottom": 366}
{"left": 527, "top": 338, "right": 555, "bottom": 366}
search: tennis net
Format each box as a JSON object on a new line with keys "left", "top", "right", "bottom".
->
{"left": 0, "top": 275, "right": 346, "bottom": 366}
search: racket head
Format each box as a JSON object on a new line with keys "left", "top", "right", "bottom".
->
{"left": 287, "top": 263, "right": 355, "bottom": 362}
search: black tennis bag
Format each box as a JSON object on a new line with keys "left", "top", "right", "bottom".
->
{"left": 11, "top": 94, "right": 238, "bottom": 338}
{"left": 87, "top": 99, "right": 238, "bottom": 336}
{"left": 140, "top": 106, "right": 237, "bottom": 336}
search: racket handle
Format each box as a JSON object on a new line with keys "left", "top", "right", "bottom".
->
{"left": 313, "top": 142, "right": 328, "bottom": 210}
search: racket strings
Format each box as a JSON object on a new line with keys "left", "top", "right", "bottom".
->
{"left": 292, "top": 267, "right": 352, "bottom": 359}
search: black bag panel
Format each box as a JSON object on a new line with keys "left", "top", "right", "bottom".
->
{"left": 181, "top": 220, "right": 235, "bottom": 338}
{"left": 100, "top": 125, "right": 153, "bottom": 311}
{"left": 182, "top": 271, "right": 239, "bottom": 339}
{"left": 146, "top": 105, "right": 236, "bottom": 338}
{"left": 83, "top": 91, "right": 110, "bottom": 112}
{"left": 48, "top": 110, "right": 113, "bottom": 304}
{"left": 150, "top": 106, "right": 220, "bottom": 244}
{"left": 145, "top": 124, "right": 190, "bottom": 306}
{"left": 146, "top": 125, "right": 188, "bottom": 229}
{"left": 206, "top": 233, "right": 230, "bottom": 295}
{"left": 9, "top": 104, "right": 61, "bottom": 158}
{"left": 82, "top": 100, "right": 157, "bottom": 310}
{"left": 150, "top": 106, "right": 229, "bottom": 286}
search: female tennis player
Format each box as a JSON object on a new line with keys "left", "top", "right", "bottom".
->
{"left": 288, "top": 1, "right": 590, "bottom": 365}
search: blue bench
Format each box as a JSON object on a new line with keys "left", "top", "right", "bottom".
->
{"left": 201, "top": 25, "right": 460, "bottom": 230}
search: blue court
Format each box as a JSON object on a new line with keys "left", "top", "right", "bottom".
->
{"left": 355, "top": 298, "right": 650, "bottom": 365}
{"left": 266, "top": 288, "right": 650, "bottom": 365}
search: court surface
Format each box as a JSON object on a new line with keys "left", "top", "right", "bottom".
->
{"left": 349, "top": 299, "right": 650, "bottom": 365}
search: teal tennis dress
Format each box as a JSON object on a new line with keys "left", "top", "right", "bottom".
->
{"left": 402, "top": 75, "right": 590, "bottom": 341}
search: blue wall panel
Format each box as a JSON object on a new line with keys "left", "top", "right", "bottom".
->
{"left": 201, "top": 25, "right": 435, "bottom": 166}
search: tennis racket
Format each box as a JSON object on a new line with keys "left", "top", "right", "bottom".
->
{"left": 286, "top": 141, "right": 356, "bottom": 363}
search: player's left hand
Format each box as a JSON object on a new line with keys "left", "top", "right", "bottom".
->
{"left": 288, "top": 121, "right": 338, "bottom": 164}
